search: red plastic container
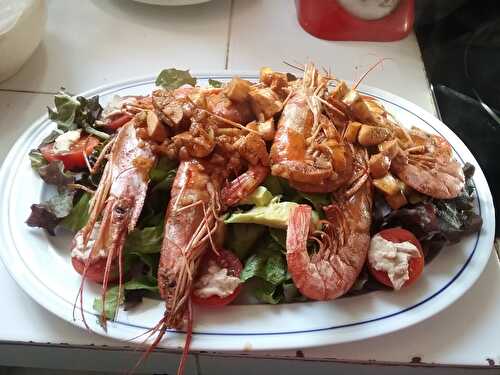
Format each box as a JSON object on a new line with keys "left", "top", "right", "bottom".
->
{"left": 297, "top": 0, "right": 414, "bottom": 42}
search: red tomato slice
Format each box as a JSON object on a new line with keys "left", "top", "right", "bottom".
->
{"left": 368, "top": 228, "right": 424, "bottom": 289}
{"left": 72, "top": 256, "right": 119, "bottom": 285}
{"left": 192, "top": 249, "right": 243, "bottom": 307}
{"left": 40, "top": 135, "right": 100, "bottom": 171}
{"left": 106, "top": 113, "right": 133, "bottom": 131}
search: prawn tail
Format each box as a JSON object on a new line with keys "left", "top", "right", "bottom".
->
{"left": 286, "top": 205, "right": 331, "bottom": 301}
{"left": 221, "top": 165, "right": 269, "bottom": 207}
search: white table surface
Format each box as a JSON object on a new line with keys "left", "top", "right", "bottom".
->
{"left": 0, "top": 0, "right": 498, "bottom": 373}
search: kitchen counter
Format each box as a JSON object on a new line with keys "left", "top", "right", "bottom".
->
{"left": 0, "top": 1, "right": 497, "bottom": 374}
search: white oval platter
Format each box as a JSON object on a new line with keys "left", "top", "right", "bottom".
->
{"left": 0, "top": 73, "right": 495, "bottom": 352}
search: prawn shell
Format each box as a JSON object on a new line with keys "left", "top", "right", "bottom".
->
{"left": 157, "top": 159, "right": 220, "bottom": 328}
{"left": 71, "top": 122, "right": 155, "bottom": 265}
{"left": 391, "top": 155, "right": 465, "bottom": 199}
{"left": 270, "top": 92, "right": 313, "bottom": 166}
{"left": 391, "top": 134, "right": 465, "bottom": 200}
{"left": 206, "top": 92, "right": 254, "bottom": 125}
{"left": 270, "top": 91, "right": 335, "bottom": 185}
{"left": 221, "top": 164, "right": 269, "bottom": 207}
{"left": 286, "top": 149, "right": 373, "bottom": 301}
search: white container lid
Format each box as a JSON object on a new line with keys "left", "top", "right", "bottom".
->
{"left": 0, "top": 0, "right": 46, "bottom": 82}
{"left": 0, "top": 0, "right": 30, "bottom": 35}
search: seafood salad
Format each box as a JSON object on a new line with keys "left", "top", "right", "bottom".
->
{"left": 26, "top": 63, "right": 482, "bottom": 372}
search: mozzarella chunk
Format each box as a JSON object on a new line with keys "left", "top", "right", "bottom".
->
{"left": 193, "top": 260, "right": 241, "bottom": 299}
{"left": 53, "top": 129, "right": 81, "bottom": 153}
{"left": 368, "top": 233, "right": 421, "bottom": 290}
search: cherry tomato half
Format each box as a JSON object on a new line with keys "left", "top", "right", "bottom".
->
{"left": 106, "top": 113, "right": 133, "bottom": 131}
{"left": 192, "top": 249, "right": 243, "bottom": 307}
{"left": 71, "top": 256, "right": 119, "bottom": 285}
{"left": 368, "top": 228, "right": 424, "bottom": 289}
{"left": 40, "top": 135, "right": 100, "bottom": 171}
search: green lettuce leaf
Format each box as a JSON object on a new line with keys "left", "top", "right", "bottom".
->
{"left": 83, "top": 125, "right": 110, "bottom": 140}
{"left": 150, "top": 157, "right": 178, "bottom": 182}
{"left": 39, "top": 130, "right": 61, "bottom": 146}
{"left": 208, "top": 78, "right": 223, "bottom": 88}
{"left": 240, "top": 252, "right": 267, "bottom": 282}
{"left": 125, "top": 225, "right": 164, "bottom": 254}
{"left": 262, "top": 175, "right": 309, "bottom": 202}
{"left": 254, "top": 280, "right": 282, "bottom": 304}
{"left": 224, "top": 200, "right": 299, "bottom": 228}
{"left": 298, "top": 192, "right": 330, "bottom": 213}
{"left": 265, "top": 177, "right": 330, "bottom": 212}
{"left": 152, "top": 171, "right": 176, "bottom": 193}
{"left": 263, "top": 253, "right": 287, "bottom": 285}
{"left": 224, "top": 224, "right": 266, "bottom": 260}
{"left": 75, "top": 95, "right": 102, "bottom": 127}
{"left": 28, "top": 149, "right": 48, "bottom": 171}
{"left": 269, "top": 228, "right": 286, "bottom": 249}
{"left": 138, "top": 212, "right": 164, "bottom": 228}
{"left": 122, "top": 278, "right": 158, "bottom": 293}
{"left": 240, "top": 237, "right": 286, "bottom": 285}
{"left": 126, "top": 251, "right": 159, "bottom": 280}
{"left": 155, "top": 68, "right": 197, "bottom": 90}
{"left": 47, "top": 91, "right": 108, "bottom": 139}
{"left": 60, "top": 192, "right": 91, "bottom": 232}
{"left": 283, "top": 281, "right": 306, "bottom": 302}
{"left": 150, "top": 157, "right": 178, "bottom": 194}
{"left": 48, "top": 93, "right": 80, "bottom": 131}
{"left": 262, "top": 175, "right": 283, "bottom": 196}
{"left": 240, "top": 186, "right": 273, "bottom": 206}
{"left": 93, "top": 286, "right": 123, "bottom": 320}
{"left": 93, "top": 277, "right": 160, "bottom": 320}
{"left": 238, "top": 224, "right": 292, "bottom": 304}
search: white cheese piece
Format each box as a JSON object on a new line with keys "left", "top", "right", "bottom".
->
{"left": 71, "top": 222, "right": 105, "bottom": 261}
{"left": 368, "top": 233, "right": 421, "bottom": 290}
{"left": 193, "top": 260, "right": 241, "bottom": 299}
{"left": 53, "top": 129, "right": 81, "bottom": 153}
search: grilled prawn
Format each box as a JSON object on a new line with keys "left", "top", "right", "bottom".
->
{"left": 157, "top": 159, "right": 224, "bottom": 330}
{"left": 391, "top": 128, "right": 464, "bottom": 199}
{"left": 286, "top": 147, "right": 372, "bottom": 300}
{"left": 141, "top": 155, "right": 264, "bottom": 374}
{"left": 270, "top": 63, "right": 352, "bottom": 192}
{"left": 71, "top": 120, "right": 156, "bottom": 324}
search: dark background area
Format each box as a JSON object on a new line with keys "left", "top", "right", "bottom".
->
{"left": 415, "top": 0, "right": 500, "bottom": 234}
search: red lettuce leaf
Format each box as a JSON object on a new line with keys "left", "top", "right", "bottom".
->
{"left": 26, "top": 204, "right": 60, "bottom": 235}
{"left": 38, "top": 161, "right": 75, "bottom": 187}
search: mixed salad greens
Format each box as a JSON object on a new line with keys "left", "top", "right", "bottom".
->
{"left": 26, "top": 69, "right": 483, "bottom": 317}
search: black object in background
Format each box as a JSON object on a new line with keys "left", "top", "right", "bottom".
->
{"left": 415, "top": 0, "right": 500, "bottom": 234}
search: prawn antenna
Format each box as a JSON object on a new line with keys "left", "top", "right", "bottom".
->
{"left": 353, "top": 58, "right": 393, "bottom": 90}
{"left": 283, "top": 61, "right": 305, "bottom": 72}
